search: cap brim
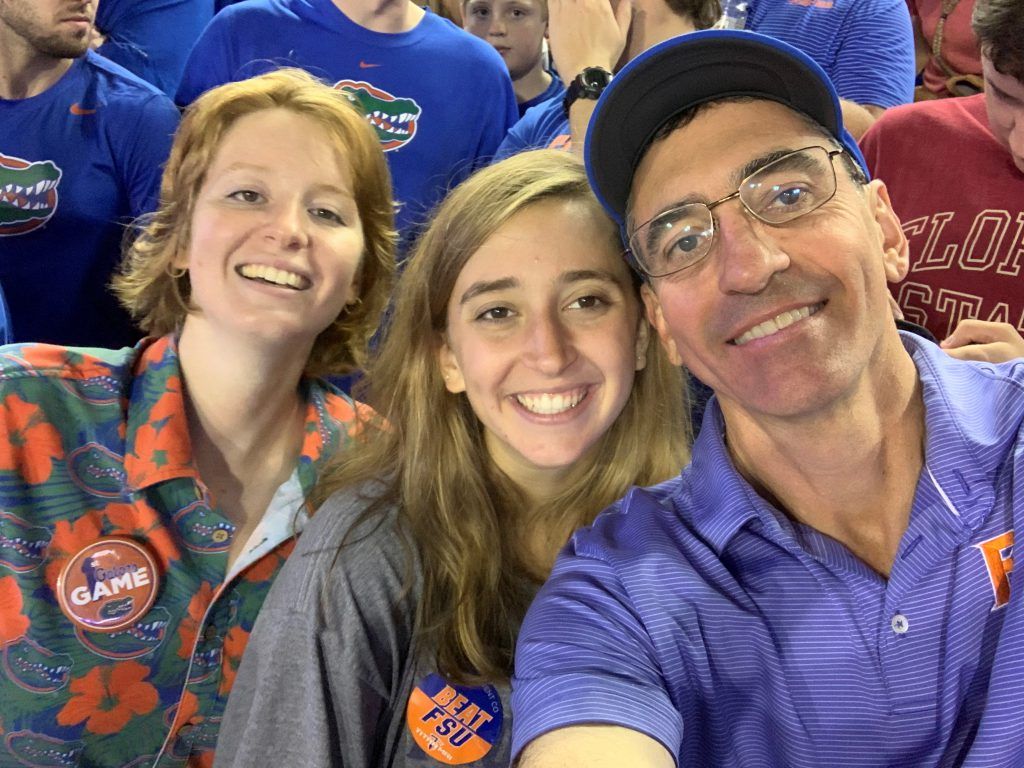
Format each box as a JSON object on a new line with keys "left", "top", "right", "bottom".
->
{"left": 586, "top": 29, "right": 866, "bottom": 225}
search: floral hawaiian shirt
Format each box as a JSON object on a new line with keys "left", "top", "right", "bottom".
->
{"left": 0, "top": 336, "right": 369, "bottom": 767}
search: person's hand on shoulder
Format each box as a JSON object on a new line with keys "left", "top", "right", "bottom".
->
{"left": 941, "top": 319, "right": 1024, "bottom": 363}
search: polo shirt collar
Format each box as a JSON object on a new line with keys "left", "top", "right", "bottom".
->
{"left": 123, "top": 335, "right": 342, "bottom": 493}
{"left": 684, "top": 332, "right": 1009, "bottom": 555}
{"left": 904, "top": 332, "right": 1007, "bottom": 533}
{"left": 124, "top": 335, "right": 197, "bottom": 491}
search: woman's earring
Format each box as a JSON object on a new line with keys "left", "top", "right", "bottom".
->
{"left": 166, "top": 263, "right": 187, "bottom": 279}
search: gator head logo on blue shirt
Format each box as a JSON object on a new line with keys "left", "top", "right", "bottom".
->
{"left": 0, "top": 153, "right": 62, "bottom": 237}
{"left": 334, "top": 80, "right": 422, "bottom": 152}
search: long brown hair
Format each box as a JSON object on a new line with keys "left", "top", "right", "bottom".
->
{"left": 314, "top": 150, "right": 689, "bottom": 683}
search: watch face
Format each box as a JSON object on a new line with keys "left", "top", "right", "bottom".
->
{"left": 582, "top": 69, "right": 612, "bottom": 88}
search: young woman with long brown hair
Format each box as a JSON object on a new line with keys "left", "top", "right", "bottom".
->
{"left": 215, "top": 149, "right": 689, "bottom": 768}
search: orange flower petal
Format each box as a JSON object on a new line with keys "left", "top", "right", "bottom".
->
{"left": 0, "top": 394, "right": 64, "bottom": 485}
{"left": 85, "top": 705, "right": 134, "bottom": 735}
{"left": 120, "top": 680, "right": 159, "bottom": 716}
{"left": 0, "top": 576, "right": 29, "bottom": 644}
{"left": 56, "top": 691, "right": 99, "bottom": 727}
{"left": 177, "top": 582, "right": 215, "bottom": 660}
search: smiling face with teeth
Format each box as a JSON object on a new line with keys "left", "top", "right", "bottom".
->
{"left": 631, "top": 99, "right": 910, "bottom": 424}
{"left": 180, "top": 108, "right": 365, "bottom": 357}
{"left": 437, "top": 197, "right": 648, "bottom": 491}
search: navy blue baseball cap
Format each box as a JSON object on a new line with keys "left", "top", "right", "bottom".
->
{"left": 585, "top": 29, "right": 870, "bottom": 226}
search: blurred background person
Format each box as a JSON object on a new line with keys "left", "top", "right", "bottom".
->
{"left": 92, "top": 0, "right": 215, "bottom": 98}
{"left": 742, "top": 0, "right": 916, "bottom": 137}
{"left": 0, "top": 0, "right": 179, "bottom": 348}
{"left": 861, "top": 0, "right": 1024, "bottom": 361}
{"left": 463, "top": 0, "right": 562, "bottom": 117}
{"left": 495, "top": 0, "right": 720, "bottom": 158}
{"left": 908, "top": 0, "right": 983, "bottom": 100}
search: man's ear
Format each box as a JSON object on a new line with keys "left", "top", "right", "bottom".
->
{"left": 437, "top": 335, "right": 467, "bottom": 394}
{"left": 868, "top": 179, "right": 909, "bottom": 284}
{"left": 641, "top": 283, "right": 683, "bottom": 367}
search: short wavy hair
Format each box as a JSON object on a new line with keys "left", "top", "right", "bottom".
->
{"left": 973, "top": 0, "right": 1024, "bottom": 82}
{"left": 113, "top": 68, "right": 396, "bottom": 376}
{"left": 665, "top": 0, "right": 721, "bottom": 29}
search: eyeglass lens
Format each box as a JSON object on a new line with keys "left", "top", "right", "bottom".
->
{"left": 630, "top": 146, "right": 838, "bottom": 278}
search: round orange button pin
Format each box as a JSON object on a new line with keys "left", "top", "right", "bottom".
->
{"left": 56, "top": 536, "right": 160, "bottom": 633}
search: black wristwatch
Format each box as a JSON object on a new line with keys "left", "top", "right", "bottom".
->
{"left": 563, "top": 67, "right": 613, "bottom": 118}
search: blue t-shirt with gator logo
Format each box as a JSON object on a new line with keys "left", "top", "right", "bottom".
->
{"left": 177, "top": 0, "right": 518, "bottom": 242}
{"left": 0, "top": 52, "right": 179, "bottom": 348}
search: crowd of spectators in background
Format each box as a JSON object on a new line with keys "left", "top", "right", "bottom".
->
{"left": 1, "top": 0, "right": 1023, "bottom": 764}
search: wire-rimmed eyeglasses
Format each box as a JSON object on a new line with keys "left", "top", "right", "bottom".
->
{"left": 626, "top": 146, "right": 845, "bottom": 279}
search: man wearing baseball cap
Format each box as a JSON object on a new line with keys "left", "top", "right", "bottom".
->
{"left": 511, "top": 30, "right": 1024, "bottom": 767}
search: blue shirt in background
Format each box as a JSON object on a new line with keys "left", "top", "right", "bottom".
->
{"left": 177, "top": 0, "right": 518, "bottom": 241}
{"left": 494, "top": 93, "right": 569, "bottom": 160}
{"left": 746, "top": 0, "right": 914, "bottom": 108}
{"left": 0, "top": 52, "right": 179, "bottom": 348}
{"left": 495, "top": 0, "right": 914, "bottom": 160}
{"left": 96, "top": 0, "right": 215, "bottom": 97}
{"left": 0, "top": 281, "right": 10, "bottom": 345}
{"left": 516, "top": 72, "right": 562, "bottom": 119}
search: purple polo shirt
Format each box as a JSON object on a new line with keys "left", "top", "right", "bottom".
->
{"left": 512, "top": 333, "right": 1024, "bottom": 766}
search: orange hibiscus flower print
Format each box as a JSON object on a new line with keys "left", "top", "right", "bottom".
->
{"left": 127, "top": 376, "right": 193, "bottom": 487}
{"left": 57, "top": 661, "right": 159, "bottom": 734}
{"left": 0, "top": 394, "right": 64, "bottom": 485}
{"left": 168, "top": 688, "right": 199, "bottom": 732}
{"left": 43, "top": 514, "right": 105, "bottom": 589}
{"left": 242, "top": 539, "right": 293, "bottom": 584}
{"left": 177, "top": 582, "right": 215, "bottom": 660}
{"left": 8, "top": 344, "right": 106, "bottom": 374}
{"left": 218, "top": 625, "right": 250, "bottom": 696}
{"left": 0, "top": 576, "right": 29, "bottom": 643}
{"left": 106, "top": 503, "right": 179, "bottom": 572}
{"left": 167, "top": 682, "right": 213, "bottom": 767}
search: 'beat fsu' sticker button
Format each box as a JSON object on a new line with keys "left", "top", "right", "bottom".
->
{"left": 406, "top": 673, "right": 504, "bottom": 764}
{"left": 56, "top": 537, "right": 160, "bottom": 633}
